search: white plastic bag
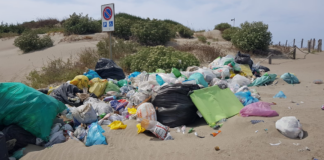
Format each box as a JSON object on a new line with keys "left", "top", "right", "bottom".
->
{"left": 208, "top": 57, "right": 221, "bottom": 69}
{"left": 84, "top": 97, "right": 113, "bottom": 116}
{"left": 196, "top": 68, "right": 216, "bottom": 84}
{"left": 275, "top": 116, "right": 303, "bottom": 139}
{"left": 158, "top": 73, "right": 177, "bottom": 84}
{"left": 136, "top": 103, "right": 157, "bottom": 121}
{"left": 212, "top": 68, "right": 230, "bottom": 79}
{"left": 232, "top": 75, "right": 251, "bottom": 87}
{"left": 227, "top": 80, "right": 240, "bottom": 93}
{"left": 70, "top": 104, "right": 97, "bottom": 124}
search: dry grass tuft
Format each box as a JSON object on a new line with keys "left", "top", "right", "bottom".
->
{"left": 174, "top": 43, "right": 224, "bottom": 63}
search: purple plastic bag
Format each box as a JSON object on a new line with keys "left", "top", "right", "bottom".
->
{"left": 240, "top": 102, "right": 279, "bottom": 117}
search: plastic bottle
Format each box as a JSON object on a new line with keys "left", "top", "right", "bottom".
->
{"left": 156, "top": 74, "right": 165, "bottom": 86}
{"left": 103, "top": 96, "right": 116, "bottom": 102}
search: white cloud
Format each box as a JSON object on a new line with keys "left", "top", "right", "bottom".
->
{"left": 0, "top": 0, "right": 323, "bottom": 43}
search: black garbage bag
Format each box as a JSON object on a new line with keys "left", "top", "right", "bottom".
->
{"left": 258, "top": 65, "right": 270, "bottom": 72}
{"left": 152, "top": 84, "right": 200, "bottom": 128}
{"left": 235, "top": 51, "right": 253, "bottom": 69}
{"left": 38, "top": 88, "right": 48, "bottom": 94}
{"left": 95, "top": 58, "right": 125, "bottom": 80}
{"left": 0, "top": 132, "right": 9, "bottom": 160}
{"left": 2, "top": 125, "right": 36, "bottom": 154}
{"left": 50, "top": 83, "right": 83, "bottom": 106}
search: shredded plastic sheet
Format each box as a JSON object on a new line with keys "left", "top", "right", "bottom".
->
{"left": 270, "top": 140, "right": 281, "bottom": 146}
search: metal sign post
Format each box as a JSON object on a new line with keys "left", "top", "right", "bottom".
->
{"left": 101, "top": 3, "right": 115, "bottom": 60}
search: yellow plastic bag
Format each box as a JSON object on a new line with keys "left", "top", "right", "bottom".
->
{"left": 136, "top": 124, "right": 145, "bottom": 134}
{"left": 70, "top": 75, "right": 89, "bottom": 90}
{"left": 240, "top": 64, "right": 253, "bottom": 77}
{"left": 108, "top": 121, "right": 127, "bottom": 130}
{"left": 89, "top": 78, "right": 108, "bottom": 97}
{"left": 47, "top": 86, "right": 59, "bottom": 95}
{"left": 128, "top": 108, "right": 137, "bottom": 115}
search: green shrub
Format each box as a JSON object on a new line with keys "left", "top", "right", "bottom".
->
{"left": 63, "top": 13, "right": 101, "bottom": 35}
{"left": 0, "top": 23, "right": 26, "bottom": 34}
{"left": 14, "top": 31, "right": 53, "bottom": 53}
{"left": 22, "top": 18, "right": 60, "bottom": 29}
{"left": 198, "top": 35, "right": 207, "bottom": 43}
{"left": 177, "top": 25, "right": 193, "bottom": 38}
{"left": 112, "top": 17, "right": 132, "bottom": 39}
{"left": 222, "top": 27, "right": 239, "bottom": 41}
{"left": 131, "top": 19, "right": 172, "bottom": 45}
{"left": 214, "top": 23, "right": 231, "bottom": 31}
{"left": 120, "top": 46, "right": 199, "bottom": 73}
{"left": 115, "top": 13, "right": 145, "bottom": 22}
{"left": 0, "top": 32, "right": 19, "bottom": 39}
{"left": 231, "top": 21, "right": 272, "bottom": 52}
{"left": 97, "top": 37, "right": 140, "bottom": 60}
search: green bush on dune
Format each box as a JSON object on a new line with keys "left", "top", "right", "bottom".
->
{"left": 231, "top": 21, "right": 272, "bottom": 52}
{"left": 120, "top": 46, "right": 200, "bottom": 73}
{"left": 214, "top": 23, "right": 231, "bottom": 32}
{"left": 222, "top": 27, "right": 239, "bottom": 41}
{"left": 14, "top": 31, "right": 53, "bottom": 53}
{"left": 131, "top": 19, "right": 172, "bottom": 46}
{"left": 63, "top": 13, "right": 101, "bottom": 35}
{"left": 177, "top": 25, "right": 194, "bottom": 38}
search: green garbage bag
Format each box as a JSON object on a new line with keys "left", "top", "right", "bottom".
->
{"left": 0, "top": 83, "right": 66, "bottom": 141}
{"left": 248, "top": 74, "right": 277, "bottom": 87}
{"left": 190, "top": 86, "right": 244, "bottom": 126}
{"left": 105, "top": 81, "right": 120, "bottom": 93}
{"left": 171, "top": 68, "right": 182, "bottom": 78}
{"left": 117, "top": 79, "right": 128, "bottom": 87}
{"left": 156, "top": 69, "right": 166, "bottom": 73}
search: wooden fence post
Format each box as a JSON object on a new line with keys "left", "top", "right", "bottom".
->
{"left": 279, "top": 42, "right": 280, "bottom": 46}
{"left": 308, "top": 40, "right": 311, "bottom": 53}
{"left": 293, "top": 39, "right": 295, "bottom": 46}
{"left": 319, "top": 39, "right": 322, "bottom": 52}
{"left": 285, "top": 40, "right": 288, "bottom": 46}
{"left": 269, "top": 56, "right": 272, "bottom": 64}
{"left": 293, "top": 45, "right": 296, "bottom": 59}
{"left": 313, "top": 38, "right": 316, "bottom": 50}
{"left": 301, "top": 39, "right": 303, "bottom": 48}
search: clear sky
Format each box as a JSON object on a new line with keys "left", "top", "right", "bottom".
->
{"left": 1, "top": 0, "right": 323, "bottom": 45}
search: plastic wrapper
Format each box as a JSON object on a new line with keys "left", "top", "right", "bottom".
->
{"left": 120, "top": 85, "right": 134, "bottom": 95}
{"left": 84, "top": 97, "right": 113, "bottom": 115}
{"left": 212, "top": 67, "right": 230, "bottom": 79}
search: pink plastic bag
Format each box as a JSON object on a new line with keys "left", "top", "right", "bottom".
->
{"left": 240, "top": 102, "right": 279, "bottom": 117}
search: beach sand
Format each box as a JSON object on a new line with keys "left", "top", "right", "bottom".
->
{"left": 1, "top": 33, "right": 323, "bottom": 160}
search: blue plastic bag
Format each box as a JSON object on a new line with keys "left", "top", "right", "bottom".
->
{"left": 280, "top": 73, "right": 299, "bottom": 84}
{"left": 273, "top": 91, "right": 287, "bottom": 99}
{"left": 188, "top": 73, "right": 208, "bottom": 88}
{"left": 128, "top": 72, "right": 141, "bottom": 79}
{"left": 84, "top": 69, "right": 102, "bottom": 80}
{"left": 85, "top": 122, "right": 108, "bottom": 147}
{"left": 156, "top": 74, "right": 165, "bottom": 86}
{"left": 235, "top": 91, "right": 259, "bottom": 106}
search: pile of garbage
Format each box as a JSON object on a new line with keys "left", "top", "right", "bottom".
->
{"left": 0, "top": 52, "right": 307, "bottom": 159}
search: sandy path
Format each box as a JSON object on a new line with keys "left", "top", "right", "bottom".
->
{"left": 0, "top": 33, "right": 105, "bottom": 82}
{"left": 21, "top": 52, "right": 324, "bottom": 160}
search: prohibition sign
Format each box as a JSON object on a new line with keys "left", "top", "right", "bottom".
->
{"left": 103, "top": 6, "right": 113, "bottom": 20}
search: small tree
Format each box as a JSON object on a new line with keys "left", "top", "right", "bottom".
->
{"left": 214, "top": 23, "right": 231, "bottom": 31}
{"left": 231, "top": 21, "right": 272, "bottom": 52}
